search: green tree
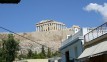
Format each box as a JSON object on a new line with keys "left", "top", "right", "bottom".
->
{"left": 3, "top": 34, "right": 19, "bottom": 62}
{"left": 47, "top": 47, "right": 52, "bottom": 58}
{"left": 32, "top": 51, "right": 38, "bottom": 59}
{"left": 27, "top": 49, "right": 33, "bottom": 59}
{"left": 0, "top": 48, "right": 6, "bottom": 62}
{"left": 18, "top": 54, "right": 27, "bottom": 60}
{"left": 41, "top": 45, "right": 46, "bottom": 58}
{"left": 52, "top": 51, "right": 61, "bottom": 57}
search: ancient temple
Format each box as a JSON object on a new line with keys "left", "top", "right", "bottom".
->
{"left": 36, "top": 20, "right": 66, "bottom": 31}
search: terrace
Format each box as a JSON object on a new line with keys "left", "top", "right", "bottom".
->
{"left": 84, "top": 22, "right": 107, "bottom": 48}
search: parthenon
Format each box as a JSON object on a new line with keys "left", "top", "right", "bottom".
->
{"left": 36, "top": 20, "right": 66, "bottom": 31}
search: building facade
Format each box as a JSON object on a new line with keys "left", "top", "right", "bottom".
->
{"left": 36, "top": 20, "right": 66, "bottom": 31}
{"left": 59, "top": 28, "right": 92, "bottom": 62}
{"left": 78, "top": 22, "right": 107, "bottom": 62}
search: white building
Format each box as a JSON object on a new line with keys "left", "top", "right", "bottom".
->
{"left": 36, "top": 20, "right": 66, "bottom": 31}
{"left": 59, "top": 28, "right": 93, "bottom": 62}
{"left": 78, "top": 22, "right": 107, "bottom": 62}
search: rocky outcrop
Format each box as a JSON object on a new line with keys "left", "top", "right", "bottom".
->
{"left": 0, "top": 28, "right": 75, "bottom": 53}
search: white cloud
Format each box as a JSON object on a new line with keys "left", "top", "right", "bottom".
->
{"left": 84, "top": 3, "right": 107, "bottom": 21}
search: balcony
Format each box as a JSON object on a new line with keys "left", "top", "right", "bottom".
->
{"left": 84, "top": 22, "right": 107, "bottom": 47}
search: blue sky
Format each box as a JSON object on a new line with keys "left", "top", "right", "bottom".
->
{"left": 0, "top": 0, "right": 107, "bottom": 32}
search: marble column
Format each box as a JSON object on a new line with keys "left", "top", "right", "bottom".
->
{"left": 56, "top": 24, "right": 58, "bottom": 30}
{"left": 36, "top": 26, "right": 38, "bottom": 31}
{"left": 41, "top": 25, "right": 43, "bottom": 31}
{"left": 38, "top": 26, "right": 40, "bottom": 31}
{"left": 40, "top": 26, "right": 41, "bottom": 31}
{"left": 57, "top": 24, "right": 59, "bottom": 30}
{"left": 48, "top": 24, "right": 49, "bottom": 31}
{"left": 61, "top": 24, "right": 63, "bottom": 30}
{"left": 60, "top": 24, "right": 62, "bottom": 30}
{"left": 53, "top": 23, "right": 55, "bottom": 30}
{"left": 62, "top": 25, "right": 63, "bottom": 29}
{"left": 55, "top": 23, "right": 56, "bottom": 30}
{"left": 58, "top": 24, "right": 59, "bottom": 30}
{"left": 44, "top": 24, "right": 45, "bottom": 31}
{"left": 43, "top": 24, "right": 44, "bottom": 31}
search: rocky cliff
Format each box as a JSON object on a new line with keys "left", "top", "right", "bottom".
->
{"left": 0, "top": 28, "right": 75, "bottom": 53}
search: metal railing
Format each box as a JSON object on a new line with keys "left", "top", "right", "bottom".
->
{"left": 61, "top": 29, "right": 82, "bottom": 46}
{"left": 84, "top": 22, "right": 107, "bottom": 42}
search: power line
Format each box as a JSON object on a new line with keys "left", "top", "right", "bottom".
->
{"left": 0, "top": 26, "right": 50, "bottom": 49}
{"left": 0, "top": 26, "right": 63, "bottom": 59}
{"left": 0, "top": 26, "right": 64, "bottom": 61}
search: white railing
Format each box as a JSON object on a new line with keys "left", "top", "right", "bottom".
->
{"left": 84, "top": 22, "right": 107, "bottom": 42}
{"left": 61, "top": 29, "right": 82, "bottom": 46}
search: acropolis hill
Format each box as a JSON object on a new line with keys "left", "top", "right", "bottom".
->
{"left": 0, "top": 20, "right": 80, "bottom": 53}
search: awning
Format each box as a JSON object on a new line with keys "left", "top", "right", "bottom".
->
{"left": 78, "top": 41, "right": 107, "bottom": 59}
